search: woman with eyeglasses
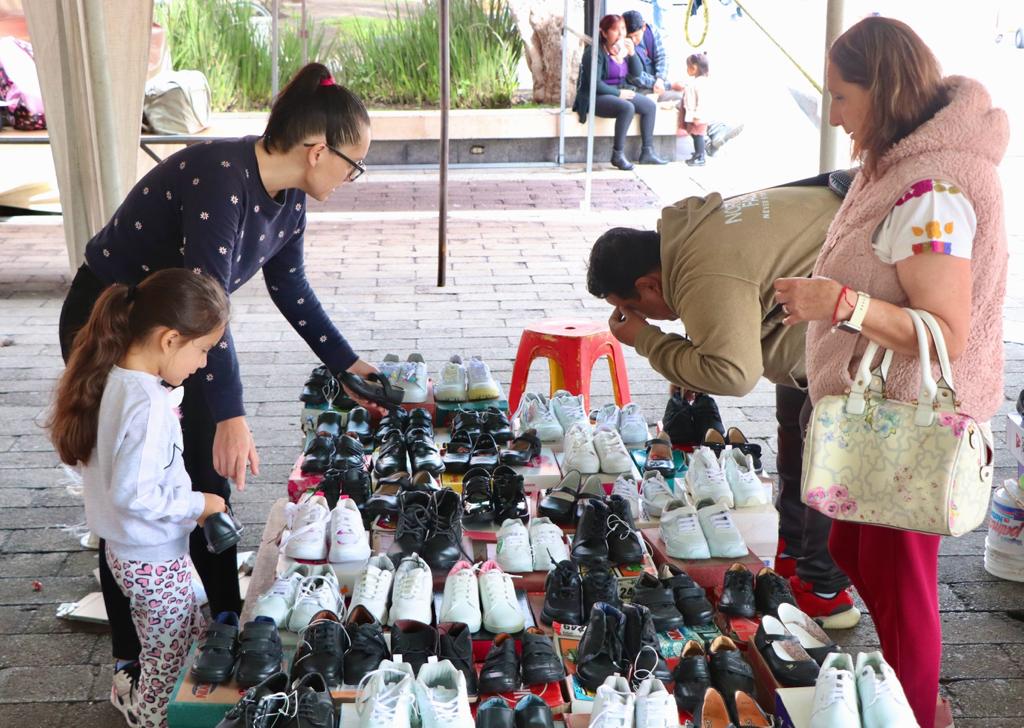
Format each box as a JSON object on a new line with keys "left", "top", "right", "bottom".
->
{"left": 57, "top": 62, "right": 373, "bottom": 699}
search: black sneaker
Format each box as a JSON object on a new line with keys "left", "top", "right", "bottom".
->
{"left": 344, "top": 605, "right": 390, "bottom": 685}
{"left": 479, "top": 633, "right": 520, "bottom": 694}
{"left": 630, "top": 573, "right": 685, "bottom": 632}
{"left": 461, "top": 468, "right": 494, "bottom": 525}
{"left": 439, "top": 621, "right": 478, "bottom": 695}
{"left": 520, "top": 627, "right": 566, "bottom": 686}
{"left": 571, "top": 498, "right": 610, "bottom": 565}
{"left": 606, "top": 494, "right": 644, "bottom": 565}
{"left": 621, "top": 603, "right": 671, "bottom": 689}
{"left": 541, "top": 559, "right": 583, "bottom": 626}
{"left": 754, "top": 567, "right": 797, "bottom": 617}
{"left": 514, "top": 693, "right": 555, "bottom": 728}
{"left": 658, "top": 564, "right": 713, "bottom": 626}
{"left": 492, "top": 467, "right": 528, "bottom": 523}
{"left": 477, "top": 697, "right": 515, "bottom": 728}
{"left": 291, "top": 672, "right": 337, "bottom": 727}
{"left": 290, "top": 610, "right": 345, "bottom": 687}
{"left": 191, "top": 611, "right": 239, "bottom": 684}
{"left": 215, "top": 672, "right": 290, "bottom": 728}
{"left": 387, "top": 491, "right": 432, "bottom": 564}
{"left": 235, "top": 616, "right": 285, "bottom": 688}
{"left": 718, "top": 563, "right": 756, "bottom": 619}
{"left": 422, "top": 488, "right": 467, "bottom": 571}
{"left": 575, "top": 602, "right": 626, "bottom": 692}
{"left": 390, "top": 619, "right": 438, "bottom": 675}
{"left": 581, "top": 561, "right": 621, "bottom": 617}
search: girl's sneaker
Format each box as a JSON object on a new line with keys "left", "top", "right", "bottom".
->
{"left": 435, "top": 355, "right": 469, "bottom": 402}
{"left": 513, "top": 392, "right": 563, "bottom": 441}
{"left": 466, "top": 356, "right": 501, "bottom": 400}
{"left": 111, "top": 662, "right": 141, "bottom": 728}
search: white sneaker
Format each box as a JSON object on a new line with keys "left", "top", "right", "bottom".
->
{"left": 110, "top": 663, "right": 140, "bottom": 728}
{"left": 640, "top": 471, "right": 674, "bottom": 518}
{"left": 721, "top": 448, "right": 769, "bottom": 507}
{"left": 592, "top": 403, "right": 621, "bottom": 432}
{"left": 591, "top": 675, "right": 635, "bottom": 728}
{"left": 415, "top": 659, "right": 474, "bottom": 728}
{"left": 252, "top": 562, "right": 311, "bottom": 625}
{"left": 81, "top": 530, "right": 100, "bottom": 550}
{"left": 611, "top": 475, "right": 641, "bottom": 519}
{"left": 496, "top": 519, "right": 534, "bottom": 573}
{"left": 466, "top": 355, "right": 501, "bottom": 400}
{"left": 379, "top": 354, "right": 402, "bottom": 385}
{"left": 634, "top": 676, "right": 677, "bottom": 728}
{"left": 397, "top": 354, "right": 429, "bottom": 403}
{"left": 529, "top": 517, "right": 569, "bottom": 571}
{"left": 551, "top": 389, "right": 589, "bottom": 431}
{"left": 439, "top": 560, "right": 482, "bottom": 632}
{"left": 479, "top": 560, "right": 524, "bottom": 634}
{"left": 593, "top": 428, "right": 634, "bottom": 474}
{"left": 281, "top": 493, "right": 331, "bottom": 561}
{"left": 685, "top": 447, "right": 734, "bottom": 508}
{"left": 348, "top": 554, "right": 395, "bottom": 624}
{"left": 563, "top": 423, "right": 600, "bottom": 474}
{"left": 810, "top": 653, "right": 860, "bottom": 728}
{"left": 660, "top": 499, "right": 711, "bottom": 560}
{"left": 513, "top": 392, "right": 563, "bottom": 441}
{"left": 856, "top": 651, "right": 919, "bottom": 728}
{"left": 288, "top": 567, "right": 342, "bottom": 631}
{"left": 329, "top": 498, "right": 372, "bottom": 563}
{"left": 356, "top": 660, "right": 417, "bottom": 728}
{"left": 696, "top": 502, "right": 747, "bottom": 558}
{"left": 617, "top": 403, "right": 649, "bottom": 444}
{"left": 388, "top": 553, "right": 433, "bottom": 626}
{"left": 434, "top": 355, "right": 468, "bottom": 402}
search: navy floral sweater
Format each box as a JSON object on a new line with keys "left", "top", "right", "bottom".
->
{"left": 84, "top": 136, "right": 357, "bottom": 422}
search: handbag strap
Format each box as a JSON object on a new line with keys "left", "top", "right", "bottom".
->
{"left": 914, "top": 309, "right": 958, "bottom": 412}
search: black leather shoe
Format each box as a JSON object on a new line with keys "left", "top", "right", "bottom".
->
{"left": 344, "top": 606, "right": 390, "bottom": 685}
{"left": 299, "top": 365, "right": 332, "bottom": 406}
{"left": 439, "top": 621, "right": 478, "bottom": 695}
{"left": 755, "top": 567, "right": 797, "bottom": 616}
{"left": 301, "top": 435, "right": 335, "bottom": 474}
{"left": 718, "top": 564, "right": 756, "bottom": 619}
{"left": 290, "top": 609, "right": 344, "bottom": 686}
{"left": 630, "top": 572, "right": 685, "bottom": 631}
{"left": 708, "top": 635, "right": 755, "bottom": 723}
{"left": 537, "top": 470, "right": 582, "bottom": 525}
{"left": 315, "top": 411, "right": 344, "bottom": 438}
{"left": 390, "top": 620, "right": 438, "bottom": 675}
{"left": 610, "top": 150, "right": 634, "bottom": 170}
{"left": 345, "top": 406, "right": 373, "bottom": 445}
{"left": 481, "top": 407, "right": 514, "bottom": 444}
{"left": 753, "top": 616, "right": 820, "bottom": 688}
{"left": 291, "top": 671, "right": 337, "bottom": 728}
{"left": 477, "top": 697, "right": 515, "bottom": 728}
{"left": 317, "top": 469, "right": 344, "bottom": 510}
{"left": 672, "top": 639, "right": 711, "bottom": 716}
{"left": 374, "top": 431, "right": 409, "bottom": 478}
{"left": 581, "top": 561, "right": 621, "bottom": 617}
{"left": 469, "top": 433, "right": 500, "bottom": 471}
{"left": 520, "top": 627, "right": 566, "bottom": 686}
{"left": 621, "top": 603, "right": 671, "bottom": 688}
{"left": 606, "top": 494, "right": 644, "bottom": 565}
{"left": 191, "top": 611, "right": 239, "bottom": 684}
{"left": 500, "top": 429, "right": 542, "bottom": 466}
{"left": 331, "top": 434, "right": 367, "bottom": 472}
{"left": 691, "top": 393, "right": 724, "bottom": 442}
{"left": 422, "top": 488, "right": 466, "bottom": 571}
{"left": 387, "top": 491, "right": 432, "bottom": 564}
{"left": 659, "top": 564, "right": 713, "bottom": 626}
{"left": 341, "top": 467, "right": 371, "bottom": 509}
{"left": 492, "top": 467, "right": 528, "bottom": 523}
{"left": 204, "top": 508, "right": 243, "bottom": 555}
{"left": 443, "top": 430, "right": 475, "bottom": 473}
{"left": 575, "top": 602, "right": 626, "bottom": 692}
{"left": 215, "top": 672, "right": 290, "bottom": 728}
{"left": 514, "top": 693, "right": 555, "bottom": 728}
{"left": 638, "top": 146, "right": 668, "bottom": 165}
{"left": 409, "top": 407, "right": 434, "bottom": 431}
{"left": 461, "top": 468, "right": 493, "bottom": 525}
{"left": 571, "top": 498, "right": 610, "bottom": 565}
{"left": 339, "top": 371, "right": 404, "bottom": 406}
{"left": 234, "top": 616, "right": 284, "bottom": 688}
{"left": 479, "top": 633, "right": 520, "bottom": 694}
{"left": 407, "top": 427, "right": 445, "bottom": 476}
{"left": 451, "top": 410, "right": 482, "bottom": 440}
{"left": 541, "top": 559, "right": 583, "bottom": 626}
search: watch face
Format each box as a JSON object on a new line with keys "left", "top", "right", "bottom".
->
{"left": 837, "top": 321, "right": 859, "bottom": 333}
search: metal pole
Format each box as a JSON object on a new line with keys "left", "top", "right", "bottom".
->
{"left": 271, "top": 0, "right": 280, "bottom": 99}
{"left": 818, "top": 0, "right": 845, "bottom": 173}
{"left": 557, "top": 0, "right": 570, "bottom": 166}
{"left": 583, "top": 0, "right": 600, "bottom": 211}
{"left": 438, "top": 0, "right": 450, "bottom": 287}
{"left": 301, "top": 0, "right": 308, "bottom": 65}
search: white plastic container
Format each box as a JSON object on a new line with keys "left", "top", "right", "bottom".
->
{"left": 984, "top": 478, "right": 1024, "bottom": 582}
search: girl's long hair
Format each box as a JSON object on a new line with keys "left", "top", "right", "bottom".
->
{"left": 49, "top": 269, "right": 229, "bottom": 465}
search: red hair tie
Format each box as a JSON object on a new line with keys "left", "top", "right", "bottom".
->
{"left": 320, "top": 76, "right": 335, "bottom": 87}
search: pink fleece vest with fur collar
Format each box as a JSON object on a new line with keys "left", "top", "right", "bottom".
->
{"left": 806, "top": 76, "right": 1008, "bottom": 420}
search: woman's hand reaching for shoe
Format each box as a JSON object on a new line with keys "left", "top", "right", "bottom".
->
{"left": 343, "top": 359, "right": 388, "bottom": 418}
{"left": 213, "top": 416, "right": 260, "bottom": 491}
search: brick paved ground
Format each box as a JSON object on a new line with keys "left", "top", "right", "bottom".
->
{"left": 1, "top": 167, "right": 1024, "bottom": 726}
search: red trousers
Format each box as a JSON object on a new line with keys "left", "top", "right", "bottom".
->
{"left": 829, "top": 520, "right": 941, "bottom": 728}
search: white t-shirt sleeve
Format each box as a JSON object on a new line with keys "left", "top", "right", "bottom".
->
{"left": 872, "top": 179, "right": 977, "bottom": 264}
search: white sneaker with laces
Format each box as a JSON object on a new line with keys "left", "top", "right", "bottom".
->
{"left": 356, "top": 660, "right": 417, "bottom": 728}
{"left": 611, "top": 475, "right": 641, "bottom": 519}
{"left": 721, "top": 448, "right": 769, "bottom": 507}
{"left": 434, "top": 355, "right": 469, "bottom": 402}
{"left": 685, "top": 447, "right": 734, "bottom": 508}
{"left": 252, "top": 562, "right": 311, "bottom": 625}
{"left": 551, "top": 389, "right": 589, "bottom": 431}
{"left": 329, "top": 498, "right": 372, "bottom": 563}
{"left": 633, "top": 676, "right": 677, "bottom": 728}
{"left": 810, "top": 652, "right": 861, "bottom": 728}
{"left": 348, "top": 554, "right": 396, "bottom": 624}
{"left": 110, "top": 663, "right": 140, "bottom": 728}
{"left": 415, "top": 659, "right": 475, "bottom": 728}
{"left": 660, "top": 498, "right": 711, "bottom": 560}
{"left": 529, "top": 517, "right": 570, "bottom": 570}
{"left": 696, "top": 501, "right": 747, "bottom": 558}
{"left": 379, "top": 354, "right": 402, "bottom": 385}
{"left": 281, "top": 493, "right": 331, "bottom": 561}
{"left": 496, "top": 519, "right": 534, "bottom": 573}
{"left": 513, "top": 392, "right": 563, "bottom": 441}
{"left": 479, "top": 560, "right": 524, "bottom": 633}
{"left": 397, "top": 354, "right": 429, "bottom": 403}
{"left": 594, "top": 428, "right": 634, "bottom": 474}
{"left": 640, "top": 471, "right": 674, "bottom": 518}
{"left": 592, "top": 403, "right": 621, "bottom": 432}
{"left": 856, "top": 651, "right": 919, "bottom": 728}
{"left": 287, "top": 567, "right": 342, "bottom": 631}
{"left": 563, "top": 422, "right": 601, "bottom": 474}
{"left": 388, "top": 553, "right": 433, "bottom": 626}
{"left": 590, "top": 675, "right": 635, "bottom": 728}
{"left": 617, "top": 403, "right": 649, "bottom": 445}
{"left": 466, "top": 355, "right": 501, "bottom": 400}
{"left": 439, "top": 560, "right": 482, "bottom": 632}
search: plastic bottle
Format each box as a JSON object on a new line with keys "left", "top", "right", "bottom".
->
{"left": 984, "top": 478, "right": 1024, "bottom": 582}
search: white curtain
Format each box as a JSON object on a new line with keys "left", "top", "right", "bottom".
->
{"left": 24, "top": 0, "right": 152, "bottom": 270}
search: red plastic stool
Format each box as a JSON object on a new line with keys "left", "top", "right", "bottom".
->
{"left": 508, "top": 319, "right": 632, "bottom": 414}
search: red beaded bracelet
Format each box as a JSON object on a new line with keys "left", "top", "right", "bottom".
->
{"left": 831, "top": 286, "right": 856, "bottom": 326}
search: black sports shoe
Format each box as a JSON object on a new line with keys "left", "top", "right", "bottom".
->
{"left": 690, "top": 393, "right": 725, "bottom": 441}
{"left": 477, "top": 697, "right": 515, "bottom": 728}
{"left": 718, "top": 563, "right": 756, "bottom": 619}
{"left": 754, "top": 567, "right": 797, "bottom": 616}
{"left": 439, "top": 621, "right": 478, "bottom": 695}
{"left": 520, "top": 627, "right": 566, "bottom": 686}
{"left": 290, "top": 610, "right": 345, "bottom": 686}
{"left": 387, "top": 491, "right": 432, "bottom": 564}
{"left": 575, "top": 602, "right": 626, "bottom": 692}
{"left": 344, "top": 606, "right": 390, "bottom": 685}
{"left": 215, "top": 672, "right": 289, "bottom": 728}
{"left": 422, "top": 488, "right": 467, "bottom": 571}
{"left": 234, "top": 616, "right": 284, "bottom": 688}
{"left": 571, "top": 498, "right": 610, "bottom": 565}
{"left": 621, "top": 603, "right": 671, "bottom": 689}
{"left": 581, "top": 561, "right": 621, "bottom": 617}
{"left": 478, "top": 633, "right": 520, "bottom": 694}
{"left": 541, "top": 559, "right": 584, "bottom": 626}
{"left": 191, "top": 611, "right": 239, "bottom": 684}
{"left": 606, "top": 494, "right": 644, "bottom": 565}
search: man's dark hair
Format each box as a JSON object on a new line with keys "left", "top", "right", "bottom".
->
{"left": 587, "top": 227, "right": 661, "bottom": 299}
{"left": 622, "top": 10, "right": 645, "bottom": 34}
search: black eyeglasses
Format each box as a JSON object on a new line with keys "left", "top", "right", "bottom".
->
{"left": 303, "top": 142, "right": 366, "bottom": 182}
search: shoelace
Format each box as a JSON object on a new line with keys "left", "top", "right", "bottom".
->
{"left": 669, "top": 512, "right": 700, "bottom": 534}
{"left": 449, "top": 567, "right": 479, "bottom": 604}
{"left": 253, "top": 691, "right": 298, "bottom": 727}
{"left": 396, "top": 504, "right": 432, "bottom": 540}
{"left": 298, "top": 618, "right": 348, "bottom": 658}
{"left": 828, "top": 670, "right": 853, "bottom": 703}
{"left": 397, "top": 565, "right": 427, "bottom": 601}
{"left": 591, "top": 694, "right": 631, "bottom": 728}
{"left": 441, "top": 363, "right": 463, "bottom": 385}
{"left": 483, "top": 571, "right": 519, "bottom": 605}
{"left": 356, "top": 668, "right": 414, "bottom": 722}
{"left": 427, "top": 687, "right": 464, "bottom": 723}
{"left": 708, "top": 511, "right": 737, "bottom": 531}
{"left": 606, "top": 512, "right": 637, "bottom": 541}
{"left": 294, "top": 575, "right": 335, "bottom": 607}
{"left": 631, "top": 644, "right": 658, "bottom": 688}
{"left": 280, "top": 504, "right": 330, "bottom": 549}
{"left": 356, "top": 567, "right": 388, "bottom": 601}
{"left": 552, "top": 563, "right": 581, "bottom": 601}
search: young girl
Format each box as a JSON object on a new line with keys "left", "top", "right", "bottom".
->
{"left": 50, "top": 269, "right": 231, "bottom": 728}
{"left": 679, "top": 52, "right": 710, "bottom": 166}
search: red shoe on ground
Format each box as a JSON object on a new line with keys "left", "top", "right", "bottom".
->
{"left": 774, "top": 537, "right": 796, "bottom": 579}
{"left": 788, "top": 576, "right": 861, "bottom": 629}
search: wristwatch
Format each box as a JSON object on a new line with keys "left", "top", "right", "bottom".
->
{"left": 836, "top": 291, "right": 871, "bottom": 334}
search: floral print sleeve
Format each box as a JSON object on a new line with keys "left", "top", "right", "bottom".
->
{"left": 872, "top": 178, "right": 977, "bottom": 264}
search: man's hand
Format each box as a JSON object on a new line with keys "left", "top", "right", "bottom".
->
{"left": 213, "top": 416, "right": 259, "bottom": 491}
{"left": 773, "top": 276, "right": 843, "bottom": 326}
{"left": 653, "top": 79, "right": 666, "bottom": 95}
{"left": 608, "top": 305, "right": 649, "bottom": 347}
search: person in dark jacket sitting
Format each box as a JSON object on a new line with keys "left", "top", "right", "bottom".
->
{"left": 572, "top": 14, "right": 668, "bottom": 170}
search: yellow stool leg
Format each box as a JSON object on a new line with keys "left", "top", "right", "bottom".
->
{"left": 547, "top": 358, "right": 565, "bottom": 397}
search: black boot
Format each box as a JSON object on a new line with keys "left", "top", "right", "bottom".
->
{"left": 610, "top": 149, "right": 634, "bottom": 171}
{"left": 621, "top": 603, "right": 671, "bottom": 689}
{"left": 638, "top": 146, "right": 668, "bottom": 165}
{"left": 438, "top": 622, "right": 478, "bottom": 695}
{"left": 686, "top": 135, "right": 706, "bottom": 166}
{"left": 571, "top": 499, "right": 610, "bottom": 565}
{"left": 581, "top": 560, "right": 622, "bottom": 617}
{"left": 541, "top": 559, "right": 583, "bottom": 626}
{"left": 386, "top": 491, "right": 432, "bottom": 564}
{"left": 606, "top": 495, "right": 644, "bottom": 565}
{"left": 575, "top": 602, "right": 626, "bottom": 691}
{"left": 422, "top": 488, "right": 466, "bottom": 571}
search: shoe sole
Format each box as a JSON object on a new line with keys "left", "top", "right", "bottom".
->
{"left": 190, "top": 665, "right": 233, "bottom": 684}
{"left": 817, "top": 605, "right": 862, "bottom": 629}
{"left": 540, "top": 605, "right": 582, "bottom": 626}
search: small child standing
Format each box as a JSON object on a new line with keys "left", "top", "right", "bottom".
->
{"left": 679, "top": 52, "right": 711, "bottom": 166}
{"left": 49, "top": 269, "right": 231, "bottom": 728}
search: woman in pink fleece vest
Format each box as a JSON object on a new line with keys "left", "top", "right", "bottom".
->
{"left": 773, "top": 17, "right": 1008, "bottom": 727}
